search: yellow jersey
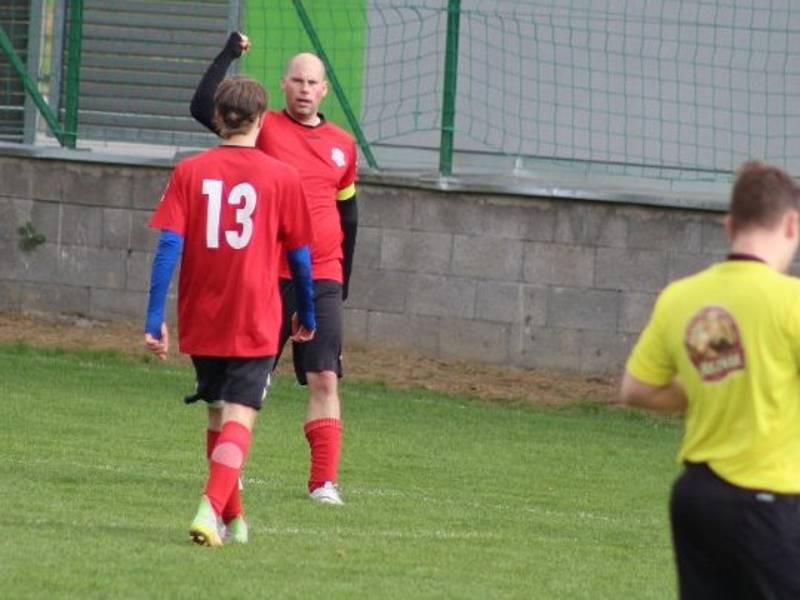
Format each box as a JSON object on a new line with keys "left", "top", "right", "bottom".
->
{"left": 626, "top": 259, "right": 800, "bottom": 493}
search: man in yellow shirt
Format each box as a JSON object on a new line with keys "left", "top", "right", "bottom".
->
{"left": 622, "top": 161, "right": 800, "bottom": 599}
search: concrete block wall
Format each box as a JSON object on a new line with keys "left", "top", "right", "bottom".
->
{"left": 0, "top": 156, "right": 169, "bottom": 323}
{"left": 0, "top": 154, "right": 730, "bottom": 373}
{"left": 348, "top": 186, "right": 729, "bottom": 373}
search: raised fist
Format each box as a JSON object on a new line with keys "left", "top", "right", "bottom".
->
{"left": 225, "top": 31, "right": 251, "bottom": 58}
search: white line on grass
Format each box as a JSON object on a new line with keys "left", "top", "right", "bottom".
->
{"left": 6, "top": 457, "right": 659, "bottom": 528}
{"left": 245, "top": 478, "right": 661, "bottom": 528}
{"left": 254, "top": 524, "right": 500, "bottom": 541}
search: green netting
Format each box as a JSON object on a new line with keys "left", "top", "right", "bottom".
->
{"left": 0, "top": 0, "right": 31, "bottom": 143}
{"left": 242, "top": 1, "right": 366, "bottom": 139}
{"left": 359, "top": 1, "right": 447, "bottom": 151}
{"left": 242, "top": 0, "right": 798, "bottom": 180}
{"left": 5, "top": 0, "right": 799, "bottom": 184}
{"left": 454, "top": 0, "right": 799, "bottom": 180}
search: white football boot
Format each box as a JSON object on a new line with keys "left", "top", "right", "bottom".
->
{"left": 309, "top": 481, "right": 344, "bottom": 505}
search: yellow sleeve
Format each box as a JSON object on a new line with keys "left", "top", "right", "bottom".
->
{"left": 336, "top": 183, "right": 356, "bottom": 201}
{"left": 787, "top": 290, "right": 800, "bottom": 371}
{"left": 625, "top": 292, "right": 677, "bottom": 386}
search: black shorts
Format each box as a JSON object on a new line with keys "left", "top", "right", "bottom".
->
{"left": 184, "top": 356, "right": 275, "bottom": 411}
{"left": 278, "top": 278, "right": 343, "bottom": 386}
{"left": 670, "top": 463, "right": 800, "bottom": 600}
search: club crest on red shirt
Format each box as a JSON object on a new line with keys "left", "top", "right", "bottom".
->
{"left": 331, "top": 147, "right": 346, "bottom": 168}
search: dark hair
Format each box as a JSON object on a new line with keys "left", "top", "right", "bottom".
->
{"left": 729, "top": 161, "right": 800, "bottom": 233}
{"left": 212, "top": 76, "right": 268, "bottom": 138}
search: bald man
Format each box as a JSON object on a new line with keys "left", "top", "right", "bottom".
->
{"left": 282, "top": 52, "right": 327, "bottom": 125}
{"left": 191, "top": 32, "right": 359, "bottom": 506}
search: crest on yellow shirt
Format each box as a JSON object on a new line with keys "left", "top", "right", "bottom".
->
{"left": 684, "top": 306, "right": 746, "bottom": 382}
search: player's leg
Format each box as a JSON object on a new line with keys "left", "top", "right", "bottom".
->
{"left": 185, "top": 358, "right": 228, "bottom": 545}
{"left": 670, "top": 464, "right": 742, "bottom": 599}
{"left": 203, "top": 402, "right": 246, "bottom": 536}
{"left": 206, "top": 405, "right": 223, "bottom": 454}
{"left": 680, "top": 465, "right": 800, "bottom": 599}
{"left": 182, "top": 357, "right": 226, "bottom": 545}
{"left": 307, "top": 371, "right": 340, "bottom": 418}
{"left": 203, "top": 402, "right": 257, "bottom": 514}
{"left": 203, "top": 403, "right": 249, "bottom": 543}
{"left": 190, "top": 357, "right": 273, "bottom": 546}
{"left": 300, "top": 281, "right": 345, "bottom": 504}
{"left": 192, "top": 402, "right": 257, "bottom": 548}
{"left": 733, "top": 493, "right": 800, "bottom": 598}
{"left": 305, "top": 371, "right": 343, "bottom": 504}
{"left": 203, "top": 402, "right": 228, "bottom": 534}
{"left": 185, "top": 358, "right": 225, "bottom": 546}
{"left": 187, "top": 357, "right": 225, "bottom": 457}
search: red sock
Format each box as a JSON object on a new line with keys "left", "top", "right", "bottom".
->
{"left": 221, "top": 483, "right": 243, "bottom": 524}
{"left": 207, "top": 429, "right": 242, "bottom": 523}
{"left": 304, "top": 418, "right": 342, "bottom": 492}
{"left": 204, "top": 421, "right": 251, "bottom": 516}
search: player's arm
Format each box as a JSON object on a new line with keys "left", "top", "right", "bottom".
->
{"left": 337, "top": 190, "right": 358, "bottom": 301}
{"left": 189, "top": 31, "right": 251, "bottom": 135}
{"left": 620, "top": 373, "right": 687, "bottom": 413}
{"left": 337, "top": 141, "right": 359, "bottom": 301}
{"left": 144, "top": 230, "right": 183, "bottom": 360}
{"left": 619, "top": 288, "right": 685, "bottom": 413}
{"left": 286, "top": 245, "right": 316, "bottom": 342}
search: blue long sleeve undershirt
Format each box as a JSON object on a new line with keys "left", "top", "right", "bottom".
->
{"left": 287, "top": 245, "right": 316, "bottom": 331}
{"left": 145, "top": 232, "right": 315, "bottom": 338}
{"left": 144, "top": 230, "right": 183, "bottom": 338}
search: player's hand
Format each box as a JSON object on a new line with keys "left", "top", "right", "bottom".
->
{"left": 144, "top": 323, "right": 170, "bottom": 360}
{"left": 225, "top": 31, "right": 251, "bottom": 58}
{"left": 290, "top": 312, "right": 315, "bottom": 343}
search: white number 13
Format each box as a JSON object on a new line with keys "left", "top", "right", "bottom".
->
{"left": 203, "top": 179, "right": 257, "bottom": 250}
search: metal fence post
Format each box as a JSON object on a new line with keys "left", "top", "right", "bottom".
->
{"left": 63, "top": 0, "right": 83, "bottom": 148}
{"left": 439, "top": 0, "right": 461, "bottom": 177}
{"left": 23, "top": 0, "right": 45, "bottom": 144}
{"left": 227, "top": 0, "right": 241, "bottom": 74}
{"left": 292, "top": 0, "right": 378, "bottom": 170}
{"left": 0, "top": 23, "right": 66, "bottom": 145}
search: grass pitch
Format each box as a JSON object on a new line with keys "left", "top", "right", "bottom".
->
{"left": 1, "top": 343, "right": 681, "bottom": 599}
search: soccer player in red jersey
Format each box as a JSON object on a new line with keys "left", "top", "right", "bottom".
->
{"left": 191, "top": 33, "right": 358, "bottom": 505}
{"left": 144, "top": 76, "right": 316, "bottom": 546}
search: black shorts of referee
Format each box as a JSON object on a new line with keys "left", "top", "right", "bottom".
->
{"left": 670, "top": 462, "right": 800, "bottom": 600}
{"left": 277, "top": 279, "right": 343, "bottom": 386}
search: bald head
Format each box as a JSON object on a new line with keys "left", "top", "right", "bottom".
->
{"left": 284, "top": 53, "right": 326, "bottom": 79}
{"left": 280, "top": 53, "right": 328, "bottom": 125}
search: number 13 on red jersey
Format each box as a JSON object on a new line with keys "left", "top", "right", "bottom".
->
{"left": 202, "top": 179, "right": 257, "bottom": 250}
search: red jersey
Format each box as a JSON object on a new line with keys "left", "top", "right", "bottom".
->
{"left": 256, "top": 110, "right": 357, "bottom": 282}
{"left": 149, "top": 146, "right": 313, "bottom": 357}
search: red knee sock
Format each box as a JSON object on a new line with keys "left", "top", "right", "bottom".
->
{"left": 304, "top": 418, "right": 342, "bottom": 492}
{"left": 206, "top": 429, "right": 243, "bottom": 523}
{"left": 204, "top": 421, "right": 251, "bottom": 516}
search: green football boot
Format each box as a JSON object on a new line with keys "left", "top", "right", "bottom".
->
{"left": 189, "top": 496, "right": 223, "bottom": 547}
{"left": 223, "top": 515, "right": 249, "bottom": 544}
